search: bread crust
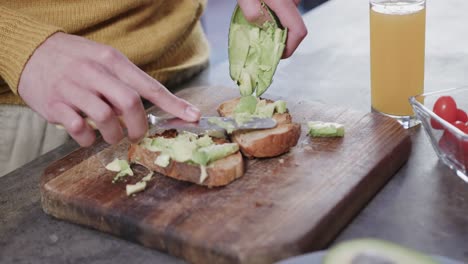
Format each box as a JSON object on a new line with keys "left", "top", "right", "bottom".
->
{"left": 128, "top": 134, "right": 245, "bottom": 187}
{"left": 217, "top": 97, "right": 301, "bottom": 158}
{"left": 231, "top": 123, "right": 301, "bottom": 158}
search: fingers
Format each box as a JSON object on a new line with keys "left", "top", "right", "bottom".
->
{"left": 100, "top": 81, "right": 148, "bottom": 142}
{"left": 107, "top": 58, "right": 201, "bottom": 122}
{"left": 49, "top": 102, "right": 96, "bottom": 147}
{"left": 77, "top": 64, "right": 148, "bottom": 142}
{"left": 265, "top": 0, "right": 307, "bottom": 58}
{"left": 140, "top": 84, "right": 201, "bottom": 122}
{"left": 60, "top": 83, "right": 124, "bottom": 145}
{"left": 237, "top": 0, "right": 271, "bottom": 26}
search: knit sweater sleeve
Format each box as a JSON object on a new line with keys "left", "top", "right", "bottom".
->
{"left": 0, "top": 6, "right": 63, "bottom": 94}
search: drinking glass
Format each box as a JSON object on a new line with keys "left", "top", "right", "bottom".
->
{"left": 370, "top": 0, "right": 426, "bottom": 128}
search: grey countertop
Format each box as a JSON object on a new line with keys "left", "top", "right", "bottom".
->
{"left": 2, "top": 0, "right": 468, "bottom": 263}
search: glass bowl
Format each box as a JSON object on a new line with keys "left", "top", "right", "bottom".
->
{"left": 410, "top": 87, "right": 468, "bottom": 182}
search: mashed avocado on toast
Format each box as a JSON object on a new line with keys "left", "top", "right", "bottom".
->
{"left": 140, "top": 132, "right": 239, "bottom": 183}
{"left": 212, "top": 95, "right": 287, "bottom": 130}
{"left": 229, "top": 4, "right": 287, "bottom": 97}
{"left": 235, "top": 96, "right": 287, "bottom": 117}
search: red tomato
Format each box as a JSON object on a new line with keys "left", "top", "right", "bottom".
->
{"left": 456, "top": 109, "right": 468, "bottom": 123}
{"left": 452, "top": 120, "right": 468, "bottom": 131}
{"left": 431, "top": 96, "right": 458, "bottom": 129}
{"left": 439, "top": 129, "right": 458, "bottom": 155}
{"left": 438, "top": 121, "right": 468, "bottom": 167}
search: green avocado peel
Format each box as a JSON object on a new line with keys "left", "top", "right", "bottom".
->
{"left": 228, "top": 4, "right": 287, "bottom": 97}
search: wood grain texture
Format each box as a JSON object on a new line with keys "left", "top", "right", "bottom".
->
{"left": 41, "top": 86, "right": 411, "bottom": 264}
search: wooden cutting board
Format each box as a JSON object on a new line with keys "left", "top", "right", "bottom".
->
{"left": 41, "top": 86, "right": 411, "bottom": 264}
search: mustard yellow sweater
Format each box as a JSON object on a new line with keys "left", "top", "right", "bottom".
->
{"left": 0, "top": 0, "right": 210, "bottom": 105}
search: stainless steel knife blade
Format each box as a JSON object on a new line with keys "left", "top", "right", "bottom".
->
{"left": 56, "top": 114, "right": 277, "bottom": 138}
{"left": 147, "top": 114, "right": 277, "bottom": 135}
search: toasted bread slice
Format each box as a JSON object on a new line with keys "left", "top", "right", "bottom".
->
{"left": 217, "top": 97, "right": 301, "bottom": 158}
{"left": 128, "top": 131, "right": 245, "bottom": 187}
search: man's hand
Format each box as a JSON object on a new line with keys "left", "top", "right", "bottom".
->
{"left": 237, "top": 0, "right": 307, "bottom": 58}
{"left": 18, "top": 32, "right": 201, "bottom": 147}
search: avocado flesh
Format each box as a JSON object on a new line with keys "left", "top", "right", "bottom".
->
{"left": 154, "top": 153, "right": 171, "bottom": 167}
{"left": 192, "top": 143, "right": 239, "bottom": 166}
{"left": 235, "top": 95, "right": 258, "bottom": 114}
{"left": 229, "top": 5, "right": 287, "bottom": 97}
{"left": 274, "top": 100, "right": 287, "bottom": 114}
{"left": 232, "top": 97, "right": 287, "bottom": 126}
{"left": 324, "top": 239, "right": 438, "bottom": 264}
{"left": 307, "top": 121, "right": 345, "bottom": 137}
{"left": 140, "top": 132, "right": 238, "bottom": 166}
{"left": 105, "top": 158, "right": 134, "bottom": 182}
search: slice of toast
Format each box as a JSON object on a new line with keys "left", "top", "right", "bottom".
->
{"left": 128, "top": 130, "right": 245, "bottom": 187}
{"left": 217, "top": 97, "right": 301, "bottom": 158}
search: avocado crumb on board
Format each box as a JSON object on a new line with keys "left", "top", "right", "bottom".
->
{"left": 105, "top": 158, "right": 134, "bottom": 183}
{"left": 308, "top": 121, "right": 345, "bottom": 137}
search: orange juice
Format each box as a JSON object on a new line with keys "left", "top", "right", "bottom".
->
{"left": 370, "top": 1, "right": 426, "bottom": 116}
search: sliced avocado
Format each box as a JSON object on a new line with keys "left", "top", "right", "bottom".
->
{"left": 199, "top": 165, "right": 208, "bottom": 184}
{"left": 171, "top": 139, "right": 197, "bottom": 163}
{"left": 105, "top": 158, "right": 123, "bottom": 172}
{"left": 154, "top": 153, "right": 171, "bottom": 167}
{"left": 308, "top": 121, "right": 345, "bottom": 137}
{"left": 274, "top": 100, "right": 287, "bottom": 114}
{"left": 193, "top": 143, "right": 239, "bottom": 166}
{"left": 254, "top": 100, "right": 276, "bottom": 118}
{"left": 139, "top": 133, "right": 239, "bottom": 168}
{"left": 197, "top": 134, "right": 214, "bottom": 148}
{"left": 229, "top": 4, "right": 287, "bottom": 97}
{"left": 233, "top": 95, "right": 259, "bottom": 125}
{"left": 141, "top": 171, "right": 154, "bottom": 182}
{"left": 142, "top": 137, "right": 175, "bottom": 152}
{"left": 106, "top": 159, "right": 133, "bottom": 183}
{"left": 232, "top": 97, "right": 288, "bottom": 124}
{"left": 239, "top": 70, "right": 254, "bottom": 96}
{"left": 126, "top": 181, "right": 147, "bottom": 196}
{"left": 324, "top": 239, "right": 438, "bottom": 264}
{"left": 235, "top": 95, "right": 258, "bottom": 114}
{"left": 192, "top": 150, "right": 210, "bottom": 166}
{"left": 201, "top": 143, "right": 239, "bottom": 161}
{"left": 118, "top": 160, "right": 132, "bottom": 172}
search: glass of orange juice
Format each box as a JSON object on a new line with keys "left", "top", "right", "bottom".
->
{"left": 370, "top": 0, "right": 426, "bottom": 128}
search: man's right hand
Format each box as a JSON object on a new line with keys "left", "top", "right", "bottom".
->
{"left": 18, "top": 32, "right": 201, "bottom": 147}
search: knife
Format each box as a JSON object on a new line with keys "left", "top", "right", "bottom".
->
{"left": 56, "top": 114, "right": 277, "bottom": 136}
{"left": 149, "top": 114, "right": 277, "bottom": 135}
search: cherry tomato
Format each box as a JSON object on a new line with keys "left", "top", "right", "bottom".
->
{"left": 456, "top": 109, "right": 468, "bottom": 123}
{"left": 438, "top": 121, "right": 468, "bottom": 167}
{"left": 431, "top": 96, "right": 457, "bottom": 130}
{"left": 452, "top": 120, "right": 468, "bottom": 132}
{"left": 439, "top": 129, "right": 458, "bottom": 155}
{"left": 452, "top": 121, "right": 468, "bottom": 168}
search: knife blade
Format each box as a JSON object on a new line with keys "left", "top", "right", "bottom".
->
{"left": 56, "top": 114, "right": 277, "bottom": 136}
{"left": 148, "top": 114, "right": 277, "bottom": 135}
